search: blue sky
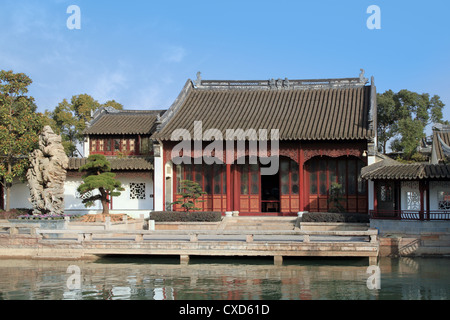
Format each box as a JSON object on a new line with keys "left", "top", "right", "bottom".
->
{"left": 1, "top": 0, "right": 450, "bottom": 132}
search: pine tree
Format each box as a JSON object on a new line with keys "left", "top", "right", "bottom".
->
{"left": 77, "top": 154, "right": 124, "bottom": 215}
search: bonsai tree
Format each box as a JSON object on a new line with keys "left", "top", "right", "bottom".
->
{"left": 77, "top": 154, "right": 124, "bottom": 215}
{"left": 328, "top": 182, "right": 346, "bottom": 213}
{"left": 171, "top": 180, "right": 206, "bottom": 212}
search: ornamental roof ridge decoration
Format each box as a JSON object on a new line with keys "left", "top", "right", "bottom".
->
{"left": 152, "top": 70, "right": 375, "bottom": 141}
{"left": 194, "top": 69, "right": 369, "bottom": 91}
{"left": 437, "top": 134, "right": 450, "bottom": 158}
{"left": 432, "top": 123, "right": 450, "bottom": 132}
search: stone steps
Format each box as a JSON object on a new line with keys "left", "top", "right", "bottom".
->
{"left": 219, "top": 217, "right": 298, "bottom": 231}
{"left": 80, "top": 214, "right": 131, "bottom": 223}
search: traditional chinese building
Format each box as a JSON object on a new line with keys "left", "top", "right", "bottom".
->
{"left": 6, "top": 107, "right": 164, "bottom": 217}
{"left": 67, "top": 107, "right": 164, "bottom": 215}
{"left": 361, "top": 124, "right": 450, "bottom": 221}
{"left": 151, "top": 71, "right": 378, "bottom": 216}
{"left": 5, "top": 71, "right": 381, "bottom": 218}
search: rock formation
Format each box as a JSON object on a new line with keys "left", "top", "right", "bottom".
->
{"left": 27, "top": 126, "right": 69, "bottom": 215}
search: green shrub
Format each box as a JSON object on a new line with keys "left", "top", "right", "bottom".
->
{"left": 147, "top": 211, "right": 222, "bottom": 222}
{"left": 301, "top": 212, "right": 369, "bottom": 223}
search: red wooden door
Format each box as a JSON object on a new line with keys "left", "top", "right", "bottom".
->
{"left": 239, "top": 163, "right": 260, "bottom": 213}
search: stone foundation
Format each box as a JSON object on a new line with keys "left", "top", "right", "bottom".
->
{"left": 372, "top": 220, "right": 450, "bottom": 257}
{"left": 154, "top": 222, "right": 221, "bottom": 230}
{"left": 300, "top": 222, "right": 369, "bottom": 231}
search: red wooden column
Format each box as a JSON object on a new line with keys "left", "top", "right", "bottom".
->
{"left": 373, "top": 181, "right": 378, "bottom": 215}
{"left": 226, "top": 163, "right": 232, "bottom": 212}
{"left": 233, "top": 165, "right": 240, "bottom": 212}
{"left": 299, "top": 144, "right": 305, "bottom": 212}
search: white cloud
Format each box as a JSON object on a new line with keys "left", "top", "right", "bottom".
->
{"left": 91, "top": 70, "right": 129, "bottom": 103}
{"left": 0, "top": 1, "right": 190, "bottom": 112}
{"left": 163, "top": 46, "right": 186, "bottom": 63}
{"left": 132, "top": 84, "right": 164, "bottom": 109}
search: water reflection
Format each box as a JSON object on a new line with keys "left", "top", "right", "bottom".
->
{"left": 0, "top": 256, "right": 448, "bottom": 300}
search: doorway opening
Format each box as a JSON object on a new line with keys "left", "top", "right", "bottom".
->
{"left": 261, "top": 167, "right": 280, "bottom": 213}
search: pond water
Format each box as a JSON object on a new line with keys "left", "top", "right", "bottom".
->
{"left": 0, "top": 256, "right": 448, "bottom": 301}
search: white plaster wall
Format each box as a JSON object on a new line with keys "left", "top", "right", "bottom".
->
{"left": 6, "top": 174, "right": 154, "bottom": 219}
{"left": 7, "top": 177, "right": 92, "bottom": 212}
{"left": 64, "top": 174, "right": 154, "bottom": 218}
{"left": 367, "top": 155, "right": 376, "bottom": 211}
{"left": 83, "top": 137, "right": 90, "bottom": 158}
{"left": 153, "top": 144, "right": 164, "bottom": 211}
{"left": 400, "top": 184, "right": 423, "bottom": 211}
{"left": 8, "top": 178, "right": 32, "bottom": 209}
{"left": 64, "top": 177, "right": 101, "bottom": 213}
{"left": 429, "top": 182, "right": 450, "bottom": 211}
{"left": 112, "top": 175, "right": 154, "bottom": 211}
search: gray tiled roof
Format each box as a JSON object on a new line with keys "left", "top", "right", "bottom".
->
{"left": 68, "top": 157, "right": 153, "bottom": 171}
{"left": 432, "top": 131, "right": 450, "bottom": 163}
{"left": 84, "top": 110, "right": 165, "bottom": 135}
{"left": 360, "top": 160, "right": 450, "bottom": 180}
{"left": 153, "top": 82, "right": 375, "bottom": 141}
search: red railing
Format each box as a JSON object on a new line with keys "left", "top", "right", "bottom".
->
{"left": 370, "top": 210, "right": 450, "bottom": 221}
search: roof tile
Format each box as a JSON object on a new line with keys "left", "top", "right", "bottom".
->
{"left": 153, "top": 86, "right": 374, "bottom": 141}
{"left": 68, "top": 157, "right": 153, "bottom": 171}
{"left": 432, "top": 131, "right": 450, "bottom": 162}
{"left": 84, "top": 110, "right": 165, "bottom": 135}
{"left": 361, "top": 161, "right": 450, "bottom": 180}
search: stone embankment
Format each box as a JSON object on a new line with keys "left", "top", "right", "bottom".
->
{"left": 371, "top": 220, "right": 450, "bottom": 257}
{"left": 0, "top": 217, "right": 379, "bottom": 264}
